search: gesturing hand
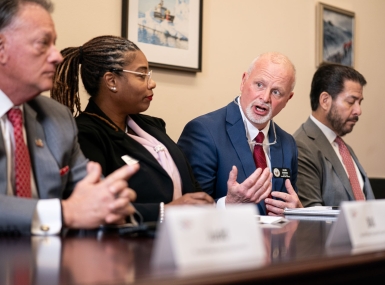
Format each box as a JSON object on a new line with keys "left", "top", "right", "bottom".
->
{"left": 265, "top": 179, "right": 303, "bottom": 216}
{"left": 225, "top": 166, "right": 272, "bottom": 204}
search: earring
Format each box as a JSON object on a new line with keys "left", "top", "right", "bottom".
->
{"left": 110, "top": 86, "right": 116, "bottom": 92}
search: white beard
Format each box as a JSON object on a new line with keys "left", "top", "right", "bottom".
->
{"left": 244, "top": 99, "right": 272, "bottom": 125}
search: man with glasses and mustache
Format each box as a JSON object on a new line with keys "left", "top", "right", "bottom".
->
{"left": 178, "top": 52, "right": 303, "bottom": 216}
{"left": 293, "top": 63, "right": 375, "bottom": 207}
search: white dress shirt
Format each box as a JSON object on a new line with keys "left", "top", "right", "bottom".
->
{"left": 310, "top": 115, "right": 364, "bottom": 193}
{"left": 217, "top": 97, "right": 271, "bottom": 208}
{"left": 0, "top": 89, "right": 62, "bottom": 235}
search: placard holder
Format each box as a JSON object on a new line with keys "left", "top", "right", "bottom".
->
{"left": 326, "top": 200, "right": 385, "bottom": 248}
{"left": 151, "top": 204, "right": 265, "bottom": 272}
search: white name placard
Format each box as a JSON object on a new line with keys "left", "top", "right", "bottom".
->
{"left": 326, "top": 200, "right": 385, "bottom": 248}
{"left": 151, "top": 204, "right": 265, "bottom": 271}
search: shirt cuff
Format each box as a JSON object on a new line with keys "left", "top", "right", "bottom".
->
{"left": 216, "top": 196, "right": 227, "bottom": 209}
{"left": 31, "top": 199, "right": 62, "bottom": 235}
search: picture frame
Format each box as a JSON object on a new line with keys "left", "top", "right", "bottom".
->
{"left": 316, "top": 2, "right": 355, "bottom": 67}
{"left": 121, "top": 0, "right": 203, "bottom": 72}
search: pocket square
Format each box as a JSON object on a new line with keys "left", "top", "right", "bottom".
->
{"left": 59, "top": 165, "right": 69, "bottom": 176}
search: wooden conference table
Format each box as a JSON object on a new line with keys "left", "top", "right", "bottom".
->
{"left": 1, "top": 216, "right": 385, "bottom": 285}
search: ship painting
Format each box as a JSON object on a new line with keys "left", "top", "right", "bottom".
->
{"left": 137, "top": 0, "right": 189, "bottom": 49}
{"left": 154, "top": 0, "right": 175, "bottom": 23}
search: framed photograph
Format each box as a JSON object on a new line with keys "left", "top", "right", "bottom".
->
{"left": 122, "top": 0, "right": 203, "bottom": 72}
{"left": 316, "top": 2, "right": 355, "bottom": 67}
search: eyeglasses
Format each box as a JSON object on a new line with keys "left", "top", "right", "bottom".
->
{"left": 246, "top": 120, "right": 277, "bottom": 147}
{"left": 112, "top": 69, "right": 153, "bottom": 89}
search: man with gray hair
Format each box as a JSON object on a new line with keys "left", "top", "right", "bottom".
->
{"left": 0, "top": 0, "right": 138, "bottom": 235}
{"left": 178, "top": 52, "right": 302, "bottom": 215}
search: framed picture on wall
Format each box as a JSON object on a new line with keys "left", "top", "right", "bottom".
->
{"left": 122, "top": 0, "right": 203, "bottom": 72}
{"left": 316, "top": 2, "right": 355, "bottom": 67}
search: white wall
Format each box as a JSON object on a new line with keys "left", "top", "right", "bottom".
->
{"left": 51, "top": 0, "right": 385, "bottom": 178}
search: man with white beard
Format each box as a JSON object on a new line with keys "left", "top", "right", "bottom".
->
{"left": 178, "top": 52, "right": 302, "bottom": 216}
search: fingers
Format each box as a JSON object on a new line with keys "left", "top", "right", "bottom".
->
{"left": 168, "top": 192, "right": 214, "bottom": 206}
{"left": 82, "top": 161, "right": 102, "bottom": 184}
{"left": 241, "top": 167, "right": 264, "bottom": 190}
{"left": 270, "top": 191, "right": 291, "bottom": 202}
{"left": 227, "top": 165, "right": 238, "bottom": 187}
{"left": 265, "top": 198, "right": 286, "bottom": 215}
{"left": 285, "top": 179, "right": 295, "bottom": 194}
{"left": 242, "top": 168, "right": 270, "bottom": 201}
{"left": 188, "top": 192, "right": 214, "bottom": 203}
{"left": 104, "top": 164, "right": 140, "bottom": 192}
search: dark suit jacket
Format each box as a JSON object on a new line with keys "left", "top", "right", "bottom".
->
{"left": 293, "top": 117, "right": 375, "bottom": 207}
{"left": 177, "top": 100, "right": 298, "bottom": 215}
{"left": 0, "top": 96, "right": 88, "bottom": 235}
{"left": 75, "top": 100, "right": 200, "bottom": 222}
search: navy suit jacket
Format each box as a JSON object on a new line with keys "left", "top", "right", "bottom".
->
{"left": 177, "top": 100, "right": 298, "bottom": 215}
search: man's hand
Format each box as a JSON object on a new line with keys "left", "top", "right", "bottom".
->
{"left": 225, "top": 166, "right": 272, "bottom": 204}
{"left": 167, "top": 192, "right": 214, "bottom": 206}
{"left": 62, "top": 161, "right": 139, "bottom": 229}
{"left": 265, "top": 179, "right": 303, "bottom": 216}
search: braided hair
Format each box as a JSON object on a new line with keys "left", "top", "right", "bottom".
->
{"left": 51, "top": 35, "right": 140, "bottom": 116}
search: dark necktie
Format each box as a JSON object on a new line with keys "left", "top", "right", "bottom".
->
{"left": 253, "top": 132, "right": 271, "bottom": 214}
{"left": 334, "top": 136, "right": 365, "bottom": 201}
{"left": 7, "top": 108, "right": 32, "bottom": 198}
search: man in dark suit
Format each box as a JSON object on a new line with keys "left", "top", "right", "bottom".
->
{"left": 293, "top": 63, "right": 375, "bottom": 207}
{"left": 0, "top": 0, "right": 138, "bottom": 235}
{"left": 178, "top": 52, "right": 302, "bottom": 215}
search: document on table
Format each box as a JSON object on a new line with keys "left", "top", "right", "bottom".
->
{"left": 256, "top": 215, "right": 288, "bottom": 224}
{"left": 284, "top": 206, "right": 340, "bottom": 217}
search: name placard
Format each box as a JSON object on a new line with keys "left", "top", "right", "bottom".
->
{"left": 151, "top": 205, "right": 265, "bottom": 271}
{"left": 326, "top": 200, "right": 385, "bottom": 248}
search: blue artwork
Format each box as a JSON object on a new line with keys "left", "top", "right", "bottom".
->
{"left": 138, "top": 0, "right": 189, "bottom": 50}
{"left": 323, "top": 9, "right": 353, "bottom": 66}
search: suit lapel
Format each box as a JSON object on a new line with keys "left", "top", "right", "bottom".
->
{"left": 225, "top": 101, "right": 256, "bottom": 178}
{"left": 126, "top": 116, "right": 175, "bottom": 179}
{"left": 24, "top": 102, "right": 62, "bottom": 199}
{"left": 304, "top": 118, "right": 354, "bottom": 200}
{"left": 269, "top": 121, "right": 284, "bottom": 191}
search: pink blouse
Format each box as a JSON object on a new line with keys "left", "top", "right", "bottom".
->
{"left": 126, "top": 116, "right": 182, "bottom": 200}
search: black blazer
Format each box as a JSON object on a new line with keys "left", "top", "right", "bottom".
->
{"left": 75, "top": 100, "right": 200, "bottom": 222}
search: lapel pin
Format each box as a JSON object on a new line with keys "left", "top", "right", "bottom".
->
{"left": 35, "top": 139, "right": 44, "bottom": 147}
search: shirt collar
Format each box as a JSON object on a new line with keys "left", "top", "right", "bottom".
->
{"left": 310, "top": 114, "right": 337, "bottom": 143}
{"left": 237, "top": 96, "right": 270, "bottom": 142}
{"left": 0, "top": 89, "right": 15, "bottom": 119}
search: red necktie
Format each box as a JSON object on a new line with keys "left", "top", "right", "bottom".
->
{"left": 334, "top": 136, "right": 365, "bottom": 201}
{"left": 253, "top": 132, "right": 271, "bottom": 214}
{"left": 7, "top": 108, "right": 32, "bottom": 198}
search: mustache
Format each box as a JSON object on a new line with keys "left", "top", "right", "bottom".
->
{"left": 252, "top": 99, "right": 271, "bottom": 108}
{"left": 348, "top": 116, "right": 359, "bottom": 122}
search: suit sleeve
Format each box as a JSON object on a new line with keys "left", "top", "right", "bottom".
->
{"left": 178, "top": 119, "right": 219, "bottom": 198}
{"left": 296, "top": 139, "right": 324, "bottom": 207}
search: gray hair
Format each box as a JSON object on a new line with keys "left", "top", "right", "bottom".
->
{"left": 0, "top": 0, "right": 53, "bottom": 31}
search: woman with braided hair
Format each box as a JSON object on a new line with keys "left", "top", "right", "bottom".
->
{"left": 51, "top": 35, "right": 213, "bottom": 222}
